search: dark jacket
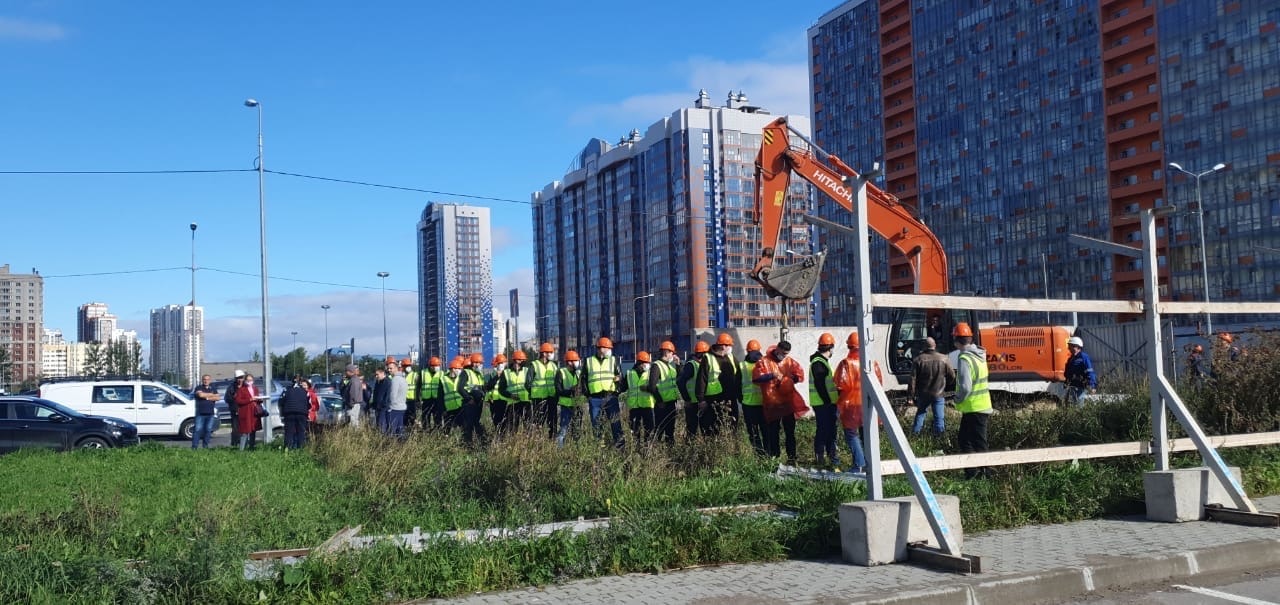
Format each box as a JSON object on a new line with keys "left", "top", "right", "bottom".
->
{"left": 696, "top": 353, "right": 739, "bottom": 402}
{"left": 372, "top": 376, "right": 391, "bottom": 411}
{"left": 279, "top": 383, "right": 311, "bottom": 418}
{"left": 810, "top": 353, "right": 835, "bottom": 406}
{"left": 910, "top": 349, "right": 954, "bottom": 399}
{"left": 677, "top": 355, "right": 702, "bottom": 402}
{"left": 223, "top": 382, "right": 241, "bottom": 417}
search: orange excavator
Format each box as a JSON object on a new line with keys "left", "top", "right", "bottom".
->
{"left": 750, "top": 116, "right": 1070, "bottom": 395}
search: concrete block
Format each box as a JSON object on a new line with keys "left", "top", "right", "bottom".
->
{"left": 838, "top": 500, "right": 903, "bottom": 566}
{"left": 884, "top": 494, "right": 964, "bottom": 550}
{"left": 1144, "top": 469, "right": 1203, "bottom": 522}
{"left": 1194, "top": 465, "right": 1243, "bottom": 508}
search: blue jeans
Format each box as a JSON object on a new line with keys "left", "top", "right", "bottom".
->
{"left": 385, "top": 410, "right": 405, "bottom": 437}
{"left": 191, "top": 414, "right": 217, "bottom": 449}
{"left": 913, "top": 396, "right": 946, "bottom": 435}
{"left": 588, "top": 394, "right": 623, "bottom": 446}
{"left": 843, "top": 428, "right": 866, "bottom": 472}
{"left": 813, "top": 403, "right": 839, "bottom": 464}
{"left": 556, "top": 405, "right": 577, "bottom": 447}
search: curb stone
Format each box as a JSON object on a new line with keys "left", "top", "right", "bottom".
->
{"left": 790, "top": 537, "right": 1280, "bottom": 605}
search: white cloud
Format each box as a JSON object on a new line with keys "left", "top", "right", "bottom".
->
{"left": 491, "top": 225, "right": 527, "bottom": 254}
{"left": 492, "top": 266, "right": 536, "bottom": 337}
{"left": 0, "top": 16, "right": 67, "bottom": 41}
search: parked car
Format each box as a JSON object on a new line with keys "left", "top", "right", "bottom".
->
{"left": 0, "top": 395, "right": 139, "bottom": 452}
{"left": 38, "top": 380, "right": 206, "bottom": 440}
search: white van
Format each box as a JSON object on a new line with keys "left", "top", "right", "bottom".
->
{"left": 38, "top": 380, "right": 204, "bottom": 439}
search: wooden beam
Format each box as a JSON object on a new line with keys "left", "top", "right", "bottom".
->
{"left": 1157, "top": 302, "right": 1280, "bottom": 315}
{"left": 870, "top": 293, "right": 1142, "bottom": 314}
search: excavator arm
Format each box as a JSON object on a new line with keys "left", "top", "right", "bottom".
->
{"left": 751, "top": 116, "right": 949, "bottom": 297}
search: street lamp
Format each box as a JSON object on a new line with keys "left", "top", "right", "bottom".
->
{"left": 244, "top": 97, "right": 273, "bottom": 441}
{"left": 377, "top": 271, "right": 390, "bottom": 359}
{"left": 290, "top": 331, "right": 298, "bottom": 378}
{"left": 189, "top": 222, "right": 199, "bottom": 383}
{"left": 632, "top": 292, "right": 655, "bottom": 356}
{"left": 1168, "top": 161, "right": 1226, "bottom": 336}
{"left": 321, "top": 304, "right": 331, "bottom": 383}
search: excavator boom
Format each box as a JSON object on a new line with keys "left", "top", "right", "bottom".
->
{"left": 752, "top": 116, "right": 948, "bottom": 296}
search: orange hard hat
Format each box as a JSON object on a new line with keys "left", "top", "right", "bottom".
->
{"left": 448, "top": 358, "right": 464, "bottom": 370}
{"left": 428, "top": 356, "right": 441, "bottom": 367}
{"left": 385, "top": 355, "right": 397, "bottom": 365}
{"left": 564, "top": 350, "right": 580, "bottom": 362}
{"left": 492, "top": 353, "right": 507, "bottom": 365}
{"left": 401, "top": 358, "right": 413, "bottom": 367}
{"left": 1192, "top": 344, "right": 1203, "bottom": 353}
{"left": 540, "top": 342, "right": 555, "bottom": 354}
{"left": 716, "top": 333, "right": 734, "bottom": 346}
{"left": 659, "top": 340, "right": 676, "bottom": 352}
{"left": 746, "top": 339, "right": 762, "bottom": 352}
{"left": 452, "top": 355, "right": 466, "bottom": 367}
{"left": 952, "top": 322, "right": 974, "bottom": 337}
{"left": 694, "top": 341, "right": 710, "bottom": 353}
{"left": 512, "top": 350, "right": 528, "bottom": 361}
{"left": 636, "top": 351, "right": 651, "bottom": 363}
{"left": 597, "top": 337, "right": 614, "bottom": 349}
{"left": 818, "top": 332, "right": 836, "bottom": 346}
{"left": 469, "top": 353, "right": 485, "bottom": 365}
{"left": 846, "top": 332, "right": 860, "bottom": 348}
{"left": 1217, "top": 332, "right": 1234, "bottom": 344}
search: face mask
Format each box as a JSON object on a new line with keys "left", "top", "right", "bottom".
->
{"left": 601, "top": 349, "right": 612, "bottom": 358}
{"left": 639, "top": 363, "right": 649, "bottom": 372}
{"left": 431, "top": 365, "right": 441, "bottom": 372}
{"left": 569, "top": 362, "right": 578, "bottom": 370}
{"left": 450, "top": 369, "right": 461, "bottom": 377}
{"left": 496, "top": 363, "right": 506, "bottom": 372}
{"left": 246, "top": 378, "right": 254, "bottom": 385}
{"left": 548, "top": 353, "right": 556, "bottom": 361}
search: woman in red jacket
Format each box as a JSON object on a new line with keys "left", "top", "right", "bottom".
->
{"left": 234, "top": 374, "right": 263, "bottom": 450}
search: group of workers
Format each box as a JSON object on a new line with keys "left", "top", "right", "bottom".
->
{"left": 329, "top": 324, "right": 990, "bottom": 475}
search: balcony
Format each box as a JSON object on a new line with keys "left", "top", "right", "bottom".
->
{"left": 1101, "top": 5, "right": 1154, "bottom": 35}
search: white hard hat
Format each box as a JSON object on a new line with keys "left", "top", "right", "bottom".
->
{"left": 1067, "top": 337, "right": 1084, "bottom": 347}
{"left": 234, "top": 369, "right": 245, "bottom": 378}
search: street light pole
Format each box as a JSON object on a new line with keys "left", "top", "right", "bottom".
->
{"left": 189, "top": 222, "right": 199, "bottom": 383}
{"left": 291, "top": 331, "right": 298, "bottom": 379}
{"left": 377, "top": 271, "right": 390, "bottom": 359}
{"left": 632, "top": 292, "right": 655, "bottom": 356}
{"left": 321, "top": 304, "right": 331, "bottom": 384}
{"left": 244, "top": 97, "right": 273, "bottom": 441}
{"left": 1168, "top": 161, "right": 1225, "bottom": 336}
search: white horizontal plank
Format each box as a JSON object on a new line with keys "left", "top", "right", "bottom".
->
{"left": 1157, "top": 301, "right": 1280, "bottom": 315}
{"left": 880, "top": 431, "right": 1280, "bottom": 475}
{"left": 870, "top": 293, "right": 1142, "bottom": 314}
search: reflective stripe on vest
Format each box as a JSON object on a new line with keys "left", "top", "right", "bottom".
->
{"left": 503, "top": 367, "right": 530, "bottom": 401}
{"left": 703, "top": 357, "right": 723, "bottom": 397}
{"left": 462, "top": 368, "right": 484, "bottom": 402}
{"left": 488, "top": 369, "right": 511, "bottom": 402}
{"left": 682, "top": 360, "right": 699, "bottom": 400}
{"left": 955, "top": 351, "right": 993, "bottom": 413}
{"left": 440, "top": 373, "right": 463, "bottom": 411}
{"left": 405, "top": 369, "right": 419, "bottom": 399}
{"left": 530, "top": 360, "right": 557, "bottom": 399}
{"left": 654, "top": 360, "right": 680, "bottom": 403}
{"left": 585, "top": 356, "right": 617, "bottom": 395}
{"left": 739, "top": 360, "right": 762, "bottom": 406}
{"left": 625, "top": 368, "right": 654, "bottom": 409}
{"left": 557, "top": 368, "right": 579, "bottom": 407}
{"left": 808, "top": 354, "right": 835, "bottom": 406}
{"left": 421, "top": 369, "right": 441, "bottom": 399}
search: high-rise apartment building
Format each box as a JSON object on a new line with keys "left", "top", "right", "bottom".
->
{"left": 532, "top": 91, "right": 814, "bottom": 356}
{"left": 417, "top": 203, "right": 495, "bottom": 364}
{"left": 40, "top": 329, "right": 89, "bottom": 379}
{"left": 149, "top": 304, "right": 204, "bottom": 386}
{"left": 0, "top": 264, "right": 43, "bottom": 389}
{"left": 77, "top": 302, "right": 118, "bottom": 343}
{"left": 809, "top": 0, "right": 1279, "bottom": 328}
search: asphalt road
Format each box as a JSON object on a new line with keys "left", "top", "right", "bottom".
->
{"left": 1064, "top": 568, "right": 1280, "bottom": 604}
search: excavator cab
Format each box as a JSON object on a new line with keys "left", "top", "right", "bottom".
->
{"left": 887, "top": 308, "right": 980, "bottom": 379}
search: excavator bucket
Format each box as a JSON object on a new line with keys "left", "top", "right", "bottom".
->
{"left": 759, "top": 251, "right": 826, "bottom": 300}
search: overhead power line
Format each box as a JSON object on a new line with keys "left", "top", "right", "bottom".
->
{"left": 265, "top": 170, "right": 530, "bottom": 206}
{"left": 41, "top": 266, "right": 416, "bottom": 293}
{"left": 0, "top": 169, "right": 253, "bottom": 175}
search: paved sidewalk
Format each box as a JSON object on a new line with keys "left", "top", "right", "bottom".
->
{"left": 433, "top": 495, "right": 1280, "bottom": 605}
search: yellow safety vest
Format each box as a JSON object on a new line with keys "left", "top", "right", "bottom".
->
{"left": 625, "top": 368, "right": 654, "bottom": 409}
{"left": 421, "top": 368, "right": 441, "bottom": 399}
{"left": 739, "top": 360, "right": 761, "bottom": 406}
{"left": 503, "top": 366, "right": 530, "bottom": 401}
{"left": 702, "top": 356, "right": 724, "bottom": 397}
{"left": 557, "top": 367, "right": 579, "bottom": 407}
{"left": 529, "top": 359, "right": 557, "bottom": 399}
{"left": 955, "top": 351, "right": 992, "bottom": 413}
{"left": 809, "top": 354, "right": 835, "bottom": 406}
{"left": 585, "top": 355, "right": 617, "bottom": 395}
{"left": 654, "top": 360, "right": 680, "bottom": 403}
{"left": 440, "top": 373, "right": 463, "bottom": 411}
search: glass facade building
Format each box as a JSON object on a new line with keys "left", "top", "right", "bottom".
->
{"left": 810, "top": 0, "right": 1279, "bottom": 329}
{"left": 417, "top": 203, "right": 495, "bottom": 364}
{"left": 532, "top": 92, "right": 814, "bottom": 357}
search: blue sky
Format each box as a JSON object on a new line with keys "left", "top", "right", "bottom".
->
{"left": 1, "top": 1, "right": 814, "bottom": 362}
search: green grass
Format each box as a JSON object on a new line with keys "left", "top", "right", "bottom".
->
{"left": 3, "top": 393, "right": 1280, "bottom": 603}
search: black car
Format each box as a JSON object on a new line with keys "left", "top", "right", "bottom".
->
{"left": 0, "top": 396, "right": 140, "bottom": 452}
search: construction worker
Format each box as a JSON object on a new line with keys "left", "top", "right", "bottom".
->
{"left": 1212, "top": 332, "right": 1242, "bottom": 380}
{"left": 458, "top": 353, "right": 488, "bottom": 445}
{"left": 402, "top": 358, "right": 418, "bottom": 433}
{"left": 679, "top": 341, "right": 710, "bottom": 441}
{"left": 419, "top": 356, "right": 444, "bottom": 430}
{"left": 696, "top": 333, "right": 740, "bottom": 437}
{"left": 554, "top": 350, "right": 582, "bottom": 446}
{"left": 527, "top": 343, "right": 560, "bottom": 439}
{"left": 439, "top": 358, "right": 465, "bottom": 433}
{"left": 583, "top": 337, "right": 623, "bottom": 446}
{"left": 953, "top": 322, "right": 992, "bottom": 479}
{"left": 910, "top": 337, "right": 954, "bottom": 436}
{"left": 624, "top": 351, "right": 655, "bottom": 441}
{"left": 1063, "top": 336, "right": 1097, "bottom": 406}
{"left": 647, "top": 341, "right": 681, "bottom": 445}
{"left": 810, "top": 333, "right": 841, "bottom": 469}
{"left": 835, "top": 332, "right": 882, "bottom": 473}
{"left": 1186, "top": 344, "right": 1207, "bottom": 385}
{"left": 499, "top": 351, "right": 531, "bottom": 434}
{"left": 485, "top": 353, "right": 510, "bottom": 434}
{"left": 754, "top": 341, "right": 803, "bottom": 465}
{"left": 739, "top": 339, "right": 767, "bottom": 455}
